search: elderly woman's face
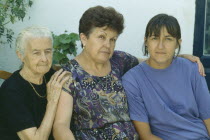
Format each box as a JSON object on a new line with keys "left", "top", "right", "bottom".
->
{"left": 21, "top": 37, "right": 53, "bottom": 75}
{"left": 81, "top": 27, "right": 118, "bottom": 63}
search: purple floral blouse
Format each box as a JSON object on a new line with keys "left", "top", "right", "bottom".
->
{"left": 63, "top": 51, "right": 139, "bottom": 140}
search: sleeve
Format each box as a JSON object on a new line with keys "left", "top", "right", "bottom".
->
{"left": 122, "top": 72, "right": 149, "bottom": 123}
{"left": 112, "top": 51, "right": 139, "bottom": 75}
{"left": 62, "top": 72, "right": 75, "bottom": 97}
{"left": 192, "top": 63, "right": 210, "bottom": 120}
{"left": 0, "top": 86, "right": 35, "bottom": 132}
{"left": 62, "top": 63, "right": 76, "bottom": 97}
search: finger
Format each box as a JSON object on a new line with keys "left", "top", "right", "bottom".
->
{"left": 51, "top": 69, "right": 64, "bottom": 84}
{"left": 192, "top": 56, "right": 196, "bottom": 62}
{"left": 197, "top": 61, "right": 206, "bottom": 76}
{"left": 56, "top": 71, "right": 70, "bottom": 84}
{"left": 60, "top": 75, "right": 71, "bottom": 86}
{"left": 192, "top": 56, "right": 205, "bottom": 76}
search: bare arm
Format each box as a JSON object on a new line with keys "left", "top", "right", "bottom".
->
{"left": 53, "top": 90, "right": 75, "bottom": 140}
{"left": 204, "top": 118, "right": 210, "bottom": 136}
{"left": 17, "top": 69, "right": 70, "bottom": 140}
{"left": 133, "top": 120, "right": 162, "bottom": 140}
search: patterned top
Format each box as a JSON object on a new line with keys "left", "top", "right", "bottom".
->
{"left": 63, "top": 51, "right": 139, "bottom": 140}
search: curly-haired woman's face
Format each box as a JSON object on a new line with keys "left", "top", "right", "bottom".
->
{"left": 81, "top": 27, "right": 118, "bottom": 64}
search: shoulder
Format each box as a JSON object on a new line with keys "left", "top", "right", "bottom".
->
{"left": 62, "top": 59, "right": 77, "bottom": 72}
{"left": 175, "top": 57, "right": 198, "bottom": 72}
{"left": 0, "top": 70, "right": 27, "bottom": 102}
{"left": 1, "top": 70, "right": 23, "bottom": 90}
{"left": 111, "top": 50, "right": 139, "bottom": 75}
{"left": 122, "top": 63, "right": 144, "bottom": 82}
{"left": 112, "top": 50, "right": 136, "bottom": 60}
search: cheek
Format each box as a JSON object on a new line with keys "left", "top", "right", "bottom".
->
{"left": 47, "top": 54, "right": 53, "bottom": 60}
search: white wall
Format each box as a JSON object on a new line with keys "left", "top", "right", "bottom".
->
{"left": 0, "top": 0, "right": 195, "bottom": 85}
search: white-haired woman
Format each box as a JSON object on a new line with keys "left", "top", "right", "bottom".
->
{"left": 0, "top": 26, "right": 70, "bottom": 140}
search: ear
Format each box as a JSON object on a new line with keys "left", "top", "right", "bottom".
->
{"left": 16, "top": 51, "right": 24, "bottom": 63}
{"left": 176, "top": 39, "right": 182, "bottom": 49}
{"left": 80, "top": 33, "right": 88, "bottom": 47}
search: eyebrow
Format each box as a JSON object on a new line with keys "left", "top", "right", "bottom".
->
{"left": 99, "top": 30, "right": 107, "bottom": 36}
{"left": 32, "top": 48, "right": 52, "bottom": 52}
{"left": 150, "top": 35, "right": 173, "bottom": 37}
{"left": 45, "top": 48, "right": 52, "bottom": 51}
{"left": 165, "top": 35, "right": 173, "bottom": 37}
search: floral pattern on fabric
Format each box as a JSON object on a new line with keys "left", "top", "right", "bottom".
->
{"left": 62, "top": 51, "right": 139, "bottom": 140}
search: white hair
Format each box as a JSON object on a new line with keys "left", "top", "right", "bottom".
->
{"left": 15, "top": 26, "right": 53, "bottom": 55}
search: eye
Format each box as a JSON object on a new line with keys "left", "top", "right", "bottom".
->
{"left": 166, "top": 37, "right": 173, "bottom": 41}
{"left": 151, "top": 37, "right": 158, "bottom": 40}
{"left": 33, "top": 51, "right": 40, "bottom": 55}
{"left": 45, "top": 50, "right": 52, "bottom": 54}
{"left": 110, "top": 38, "right": 116, "bottom": 42}
{"left": 99, "top": 35, "right": 105, "bottom": 39}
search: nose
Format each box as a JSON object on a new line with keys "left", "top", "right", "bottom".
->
{"left": 41, "top": 52, "right": 47, "bottom": 62}
{"left": 104, "top": 39, "right": 111, "bottom": 48}
{"left": 157, "top": 39, "right": 164, "bottom": 49}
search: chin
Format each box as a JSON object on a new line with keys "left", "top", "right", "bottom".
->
{"left": 37, "top": 67, "right": 50, "bottom": 74}
{"left": 155, "top": 59, "right": 172, "bottom": 65}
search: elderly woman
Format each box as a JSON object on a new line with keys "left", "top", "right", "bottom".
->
{"left": 0, "top": 26, "right": 69, "bottom": 140}
{"left": 122, "top": 14, "right": 210, "bottom": 140}
{"left": 53, "top": 6, "right": 205, "bottom": 140}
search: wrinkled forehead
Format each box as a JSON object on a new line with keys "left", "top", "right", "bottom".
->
{"left": 25, "top": 37, "right": 53, "bottom": 50}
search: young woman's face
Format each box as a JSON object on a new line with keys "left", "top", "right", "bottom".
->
{"left": 80, "top": 26, "right": 118, "bottom": 64}
{"left": 145, "top": 27, "right": 181, "bottom": 69}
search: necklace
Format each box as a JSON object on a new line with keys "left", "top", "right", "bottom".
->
{"left": 28, "top": 76, "right": 47, "bottom": 98}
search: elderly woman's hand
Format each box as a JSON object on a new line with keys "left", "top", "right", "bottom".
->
{"left": 179, "top": 54, "right": 206, "bottom": 76}
{"left": 46, "top": 69, "right": 70, "bottom": 103}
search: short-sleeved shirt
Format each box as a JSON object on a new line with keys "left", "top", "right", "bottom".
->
{"left": 0, "top": 69, "right": 55, "bottom": 140}
{"left": 122, "top": 57, "right": 210, "bottom": 140}
{"left": 62, "top": 50, "right": 139, "bottom": 140}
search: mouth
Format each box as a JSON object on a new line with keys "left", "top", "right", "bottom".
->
{"left": 38, "top": 64, "right": 48, "bottom": 66}
{"left": 156, "top": 52, "right": 166, "bottom": 54}
{"left": 100, "top": 51, "right": 111, "bottom": 54}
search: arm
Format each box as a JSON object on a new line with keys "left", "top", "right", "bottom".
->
{"left": 204, "top": 118, "right": 210, "bottom": 136}
{"left": 122, "top": 72, "right": 163, "bottom": 140}
{"left": 133, "top": 121, "right": 162, "bottom": 140}
{"left": 192, "top": 63, "right": 210, "bottom": 136}
{"left": 53, "top": 90, "right": 75, "bottom": 140}
{"left": 17, "top": 69, "right": 70, "bottom": 140}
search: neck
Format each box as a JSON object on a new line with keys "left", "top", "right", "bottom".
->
{"left": 146, "top": 58, "right": 173, "bottom": 69}
{"left": 75, "top": 51, "right": 111, "bottom": 76}
{"left": 20, "top": 67, "right": 44, "bottom": 85}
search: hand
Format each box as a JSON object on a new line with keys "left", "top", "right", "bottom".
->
{"left": 46, "top": 69, "right": 70, "bottom": 103}
{"left": 180, "top": 54, "right": 206, "bottom": 76}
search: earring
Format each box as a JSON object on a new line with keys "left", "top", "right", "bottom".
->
{"left": 83, "top": 44, "right": 86, "bottom": 49}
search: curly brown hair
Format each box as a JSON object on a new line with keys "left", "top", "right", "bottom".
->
{"left": 79, "top": 6, "right": 124, "bottom": 39}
